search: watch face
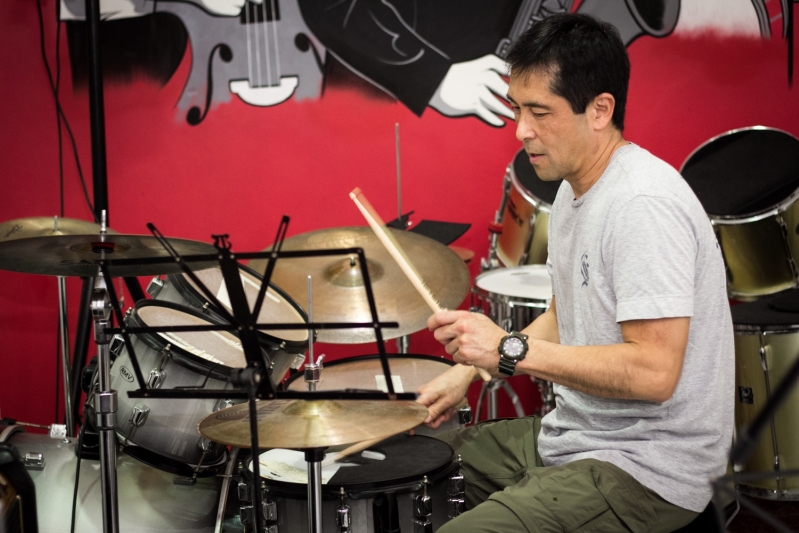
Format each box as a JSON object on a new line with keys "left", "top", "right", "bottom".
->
{"left": 503, "top": 337, "right": 525, "bottom": 359}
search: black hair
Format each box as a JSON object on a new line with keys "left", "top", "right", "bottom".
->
{"left": 506, "top": 14, "right": 630, "bottom": 131}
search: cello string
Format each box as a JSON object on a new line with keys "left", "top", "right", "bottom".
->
{"left": 245, "top": 1, "right": 254, "bottom": 88}
{"left": 262, "top": 0, "right": 273, "bottom": 87}
{"left": 270, "top": 0, "right": 282, "bottom": 81}
{"left": 252, "top": 1, "right": 263, "bottom": 88}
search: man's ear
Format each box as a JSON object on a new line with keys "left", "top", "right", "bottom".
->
{"left": 590, "top": 92, "right": 616, "bottom": 131}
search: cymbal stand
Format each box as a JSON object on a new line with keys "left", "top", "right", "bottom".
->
{"left": 474, "top": 379, "right": 525, "bottom": 423}
{"left": 91, "top": 212, "right": 119, "bottom": 533}
{"left": 304, "top": 276, "right": 325, "bottom": 392}
{"left": 55, "top": 222, "right": 74, "bottom": 438}
{"left": 305, "top": 448, "right": 326, "bottom": 533}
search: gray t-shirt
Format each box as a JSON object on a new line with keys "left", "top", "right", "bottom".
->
{"left": 538, "top": 143, "right": 734, "bottom": 512}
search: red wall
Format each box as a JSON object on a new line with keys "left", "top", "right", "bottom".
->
{"left": 1, "top": 0, "right": 798, "bottom": 428}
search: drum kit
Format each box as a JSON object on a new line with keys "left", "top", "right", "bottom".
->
{"left": 680, "top": 126, "right": 799, "bottom": 502}
{"left": 0, "top": 214, "right": 474, "bottom": 533}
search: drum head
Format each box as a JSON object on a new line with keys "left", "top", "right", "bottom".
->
{"left": 475, "top": 265, "right": 552, "bottom": 301}
{"left": 250, "top": 434, "right": 454, "bottom": 493}
{"left": 512, "top": 148, "right": 563, "bottom": 206}
{"left": 681, "top": 128, "right": 799, "bottom": 218}
{"left": 134, "top": 300, "right": 247, "bottom": 369}
{"left": 175, "top": 266, "right": 309, "bottom": 346}
{"left": 285, "top": 354, "right": 452, "bottom": 393}
{"left": 732, "top": 288, "right": 799, "bottom": 330}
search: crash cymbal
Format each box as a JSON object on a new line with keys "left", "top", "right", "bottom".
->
{"left": 0, "top": 234, "right": 218, "bottom": 277}
{"left": 248, "top": 227, "right": 470, "bottom": 343}
{"left": 198, "top": 399, "right": 428, "bottom": 449}
{"left": 0, "top": 216, "right": 116, "bottom": 242}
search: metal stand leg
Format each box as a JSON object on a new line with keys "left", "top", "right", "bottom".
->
{"left": 305, "top": 448, "right": 325, "bottom": 533}
{"left": 57, "top": 275, "right": 74, "bottom": 436}
{"left": 474, "top": 379, "right": 525, "bottom": 423}
{"left": 92, "top": 275, "right": 119, "bottom": 533}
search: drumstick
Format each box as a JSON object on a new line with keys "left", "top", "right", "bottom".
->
{"left": 321, "top": 436, "right": 384, "bottom": 467}
{"left": 349, "top": 187, "right": 492, "bottom": 382}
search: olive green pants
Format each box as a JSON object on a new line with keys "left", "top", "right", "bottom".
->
{"left": 435, "top": 417, "right": 698, "bottom": 533}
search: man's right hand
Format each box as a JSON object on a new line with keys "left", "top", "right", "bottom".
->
{"left": 416, "top": 363, "right": 476, "bottom": 428}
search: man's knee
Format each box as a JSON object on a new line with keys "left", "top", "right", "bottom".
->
{"left": 436, "top": 500, "right": 529, "bottom": 533}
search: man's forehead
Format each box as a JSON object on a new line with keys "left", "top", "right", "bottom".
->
{"left": 507, "top": 69, "right": 557, "bottom": 103}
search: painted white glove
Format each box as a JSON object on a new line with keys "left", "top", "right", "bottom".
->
{"left": 428, "top": 54, "right": 513, "bottom": 127}
{"left": 60, "top": 0, "right": 256, "bottom": 20}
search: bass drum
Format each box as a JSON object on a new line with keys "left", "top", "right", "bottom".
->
{"left": 284, "top": 355, "right": 471, "bottom": 436}
{"left": 234, "top": 434, "right": 458, "bottom": 533}
{"left": 111, "top": 300, "right": 246, "bottom": 476}
{"left": 0, "top": 426, "right": 221, "bottom": 533}
{"left": 732, "top": 289, "right": 799, "bottom": 499}
{"left": 147, "top": 265, "right": 309, "bottom": 385}
{"left": 495, "top": 149, "right": 562, "bottom": 267}
{"left": 681, "top": 127, "right": 799, "bottom": 300}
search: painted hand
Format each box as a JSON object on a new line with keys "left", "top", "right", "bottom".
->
{"left": 196, "top": 0, "right": 254, "bottom": 16}
{"left": 428, "top": 54, "right": 513, "bottom": 127}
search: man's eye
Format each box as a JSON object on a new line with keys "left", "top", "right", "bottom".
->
{"left": 533, "top": 112, "right": 547, "bottom": 118}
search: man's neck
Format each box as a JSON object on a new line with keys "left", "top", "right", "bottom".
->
{"left": 569, "top": 133, "right": 627, "bottom": 199}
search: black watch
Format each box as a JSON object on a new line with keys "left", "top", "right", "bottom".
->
{"left": 497, "top": 332, "right": 529, "bottom": 377}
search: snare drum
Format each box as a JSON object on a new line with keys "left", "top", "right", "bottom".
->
{"left": 681, "top": 127, "right": 799, "bottom": 300}
{"left": 285, "top": 355, "right": 471, "bottom": 436}
{"left": 733, "top": 289, "right": 799, "bottom": 498}
{"left": 494, "top": 149, "right": 562, "bottom": 267}
{"left": 147, "top": 265, "right": 309, "bottom": 384}
{"left": 111, "top": 300, "right": 246, "bottom": 475}
{"left": 0, "top": 427, "right": 221, "bottom": 532}
{"left": 238, "top": 434, "right": 458, "bottom": 533}
{"left": 472, "top": 265, "right": 552, "bottom": 332}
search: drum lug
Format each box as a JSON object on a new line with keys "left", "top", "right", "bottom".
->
{"left": 260, "top": 481, "right": 278, "bottom": 522}
{"left": 240, "top": 505, "right": 254, "bottom": 526}
{"left": 215, "top": 399, "right": 235, "bottom": 412}
{"left": 147, "top": 368, "right": 166, "bottom": 389}
{"left": 759, "top": 344, "right": 769, "bottom": 372}
{"left": 109, "top": 334, "right": 125, "bottom": 358}
{"left": 414, "top": 519, "right": 433, "bottom": 533}
{"left": 336, "top": 487, "right": 351, "bottom": 532}
{"left": 457, "top": 405, "right": 473, "bottom": 425}
{"left": 447, "top": 456, "right": 466, "bottom": 518}
{"left": 264, "top": 526, "right": 279, "bottom": 533}
{"left": 129, "top": 404, "right": 150, "bottom": 427}
{"left": 238, "top": 480, "right": 252, "bottom": 502}
{"left": 290, "top": 353, "right": 307, "bottom": 370}
{"left": 414, "top": 476, "right": 432, "bottom": 518}
{"left": 146, "top": 277, "right": 164, "bottom": 298}
{"left": 22, "top": 452, "right": 45, "bottom": 471}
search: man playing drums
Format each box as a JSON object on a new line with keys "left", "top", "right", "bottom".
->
{"left": 418, "top": 13, "right": 734, "bottom": 533}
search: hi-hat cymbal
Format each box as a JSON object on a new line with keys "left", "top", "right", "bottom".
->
{"left": 0, "top": 216, "right": 116, "bottom": 242}
{"left": 248, "top": 227, "right": 470, "bottom": 343}
{"left": 198, "top": 399, "right": 428, "bottom": 449}
{"left": 0, "top": 233, "right": 218, "bottom": 277}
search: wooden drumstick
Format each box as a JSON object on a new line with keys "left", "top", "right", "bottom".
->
{"left": 321, "top": 436, "right": 384, "bottom": 467}
{"left": 349, "top": 187, "right": 492, "bottom": 382}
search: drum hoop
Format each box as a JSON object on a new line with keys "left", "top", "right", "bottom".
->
{"left": 121, "top": 444, "right": 227, "bottom": 478}
{"left": 283, "top": 354, "right": 453, "bottom": 390}
{"left": 471, "top": 285, "right": 551, "bottom": 308}
{"left": 509, "top": 161, "right": 553, "bottom": 213}
{"left": 128, "top": 299, "right": 245, "bottom": 378}
{"left": 681, "top": 126, "right": 799, "bottom": 219}
{"left": 169, "top": 264, "right": 310, "bottom": 352}
{"left": 733, "top": 323, "right": 799, "bottom": 334}
{"left": 242, "top": 435, "right": 457, "bottom": 497}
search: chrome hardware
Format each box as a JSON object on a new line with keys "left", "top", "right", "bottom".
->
{"left": 458, "top": 405, "right": 473, "bottom": 425}
{"left": 238, "top": 481, "right": 252, "bottom": 502}
{"left": 173, "top": 475, "right": 196, "bottom": 486}
{"left": 290, "top": 353, "right": 307, "bottom": 370}
{"left": 414, "top": 476, "right": 432, "bottom": 518}
{"left": 214, "top": 399, "right": 235, "bottom": 412}
{"left": 447, "top": 456, "right": 466, "bottom": 518}
{"left": 109, "top": 334, "right": 125, "bottom": 357}
{"left": 147, "top": 368, "right": 165, "bottom": 389}
{"left": 129, "top": 404, "right": 150, "bottom": 427}
{"left": 336, "top": 487, "right": 351, "bottom": 532}
{"left": 146, "top": 277, "right": 164, "bottom": 298}
{"left": 260, "top": 482, "right": 278, "bottom": 521}
{"left": 23, "top": 452, "right": 45, "bottom": 470}
{"left": 197, "top": 437, "right": 215, "bottom": 453}
{"left": 264, "top": 526, "right": 279, "bottom": 533}
{"left": 414, "top": 519, "right": 433, "bottom": 533}
{"left": 240, "top": 505, "right": 254, "bottom": 526}
{"left": 759, "top": 344, "right": 769, "bottom": 371}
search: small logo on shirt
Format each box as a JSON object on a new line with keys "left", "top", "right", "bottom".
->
{"left": 580, "top": 252, "right": 589, "bottom": 287}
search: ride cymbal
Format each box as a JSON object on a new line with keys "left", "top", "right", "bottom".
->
{"left": 197, "top": 399, "right": 428, "bottom": 449}
{"left": 248, "top": 227, "right": 470, "bottom": 343}
{"left": 0, "top": 233, "right": 218, "bottom": 277}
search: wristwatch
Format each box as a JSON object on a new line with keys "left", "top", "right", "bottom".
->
{"left": 497, "top": 331, "right": 529, "bottom": 377}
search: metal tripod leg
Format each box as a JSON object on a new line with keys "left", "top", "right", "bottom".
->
{"left": 474, "top": 379, "right": 525, "bottom": 423}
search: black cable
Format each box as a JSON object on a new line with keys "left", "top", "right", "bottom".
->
{"left": 35, "top": 0, "right": 96, "bottom": 221}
